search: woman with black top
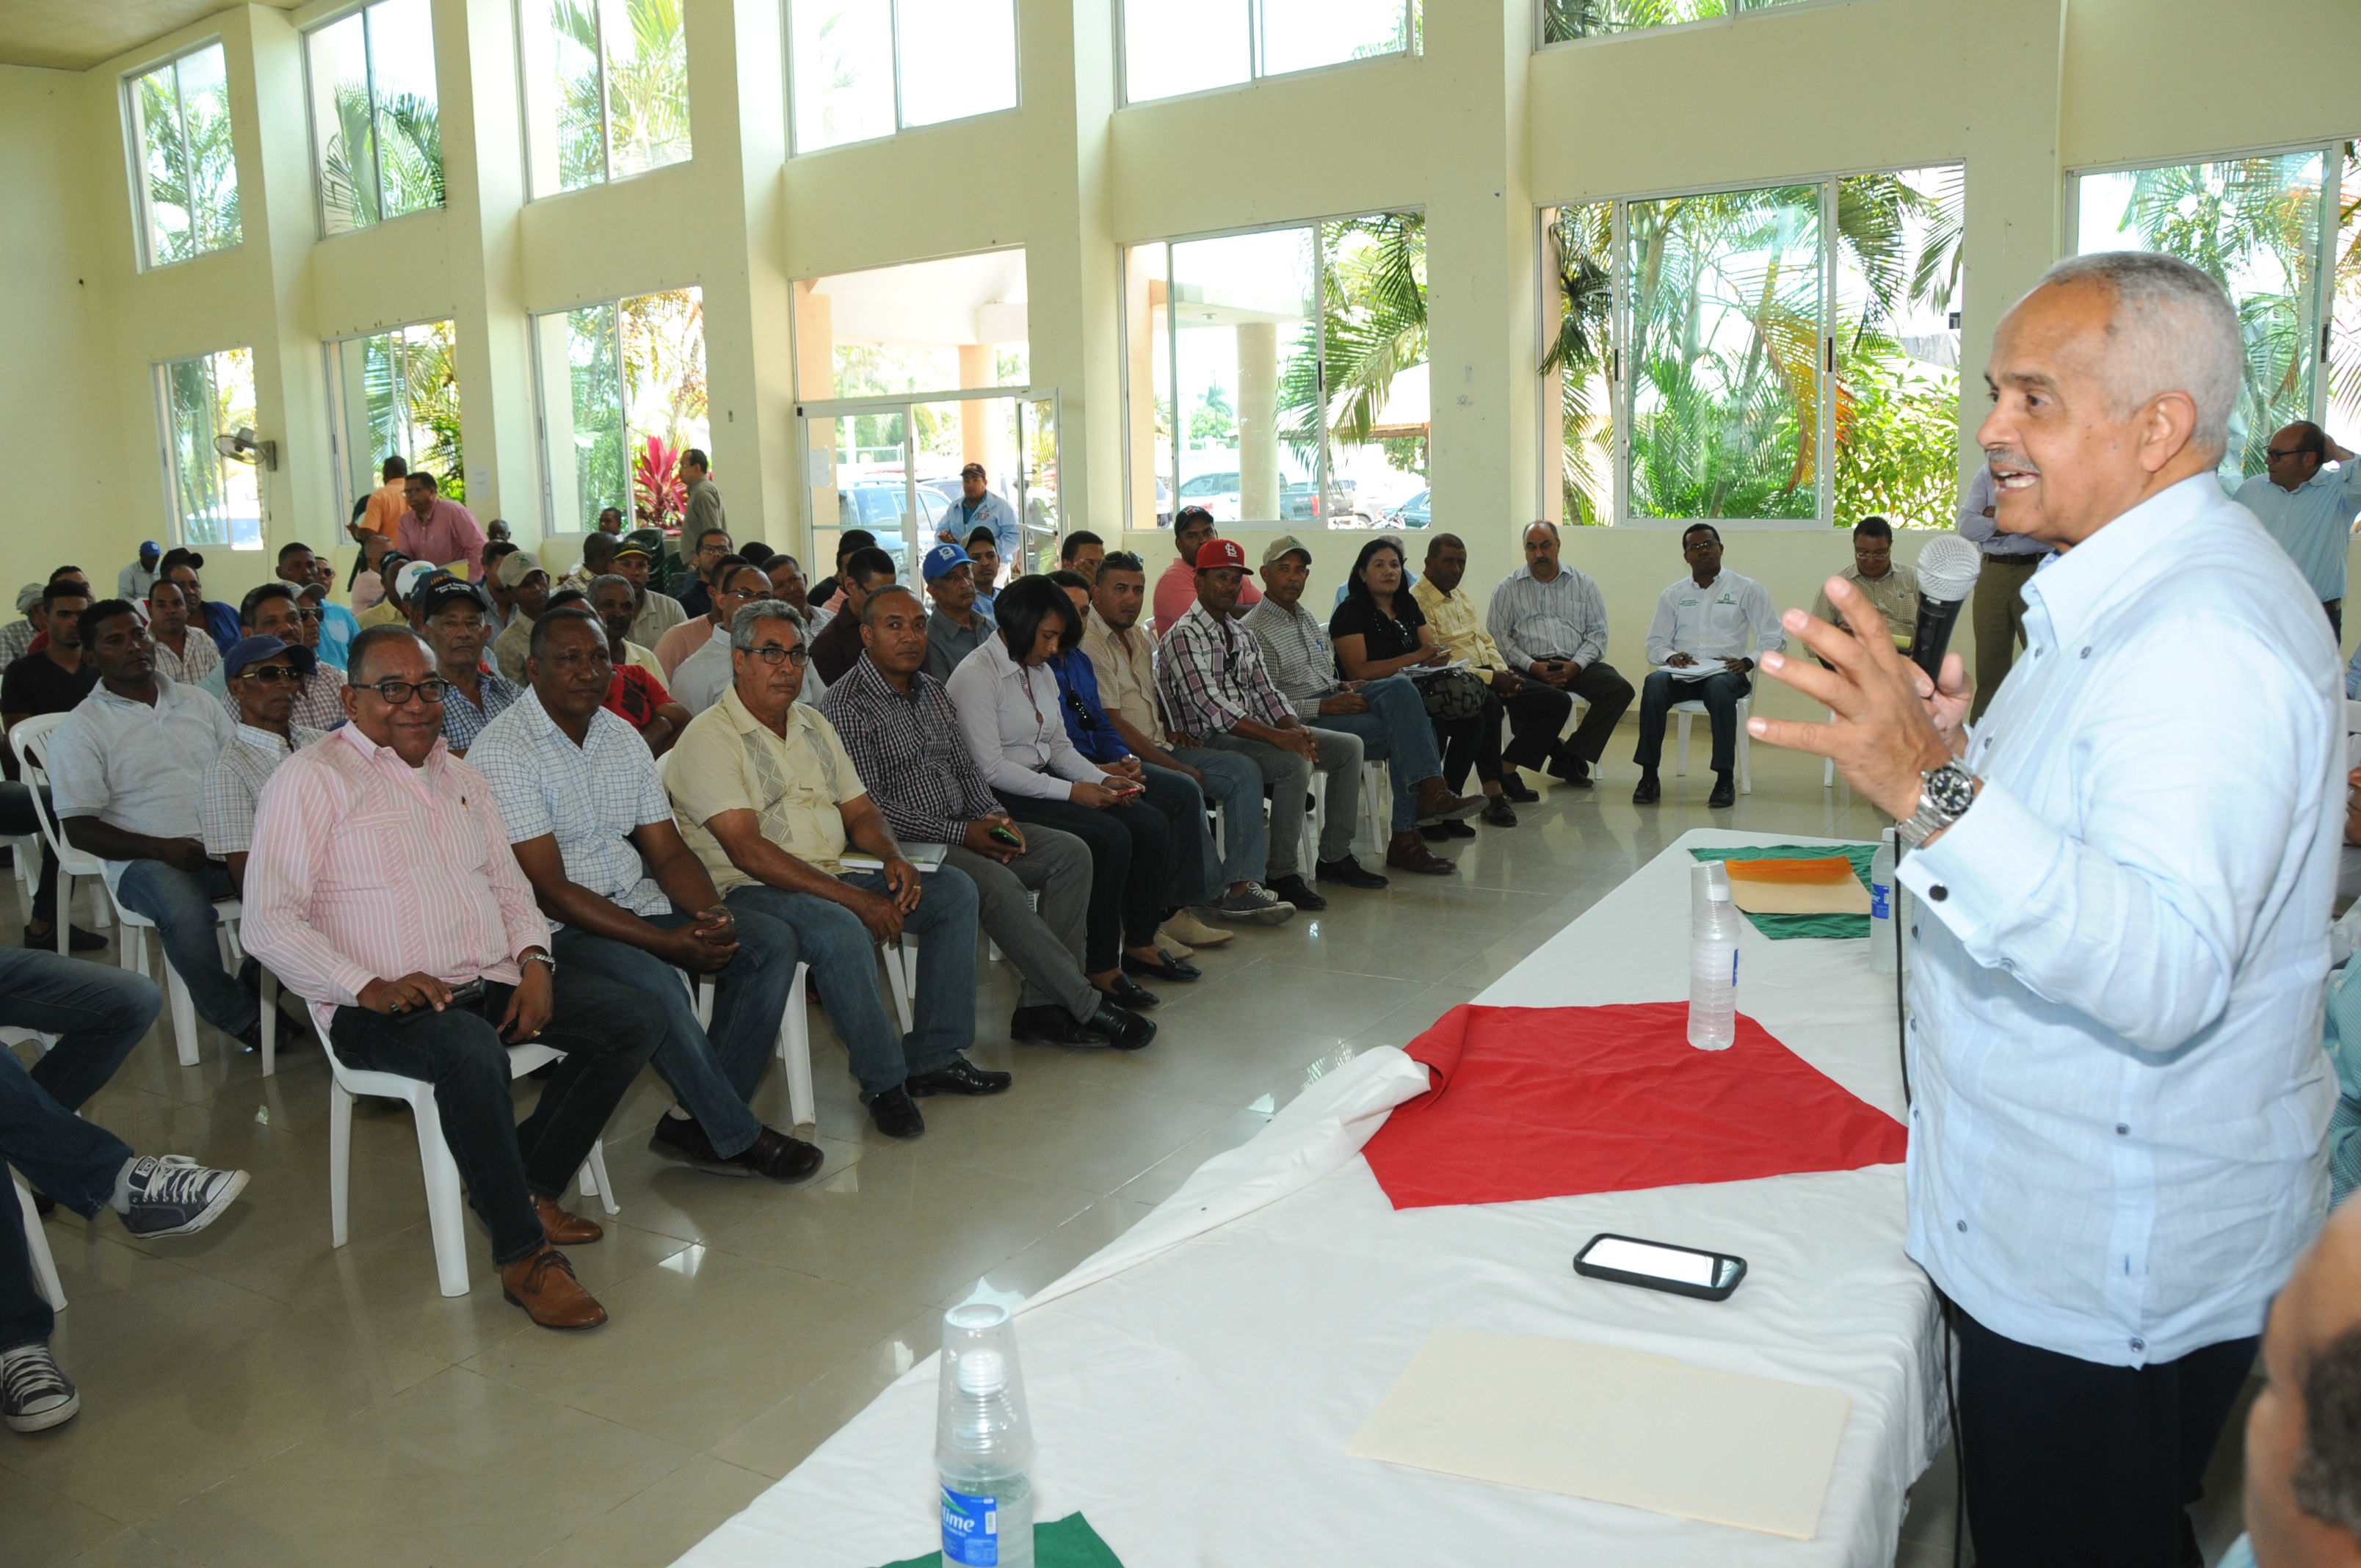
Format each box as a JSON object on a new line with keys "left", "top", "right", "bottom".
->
{"left": 1329, "top": 539, "right": 1517, "bottom": 832}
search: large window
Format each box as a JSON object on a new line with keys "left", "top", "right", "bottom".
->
{"left": 788, "top": 0, "right": 1018, "bottom": 155}
{"left": 125, "top": 42, "right": 242, "bottom": 269}
{"left": 305, "top": 0, "right": 443, "bottom": 236}
{"left": 1539, "top": 0, "right": 1811, "bottom": 43}
{"left": 1122, "top": 214, "right": 1428, "bottom": 530}
{"left": 533, "top": 288, "right": 708, "bottom": 534}
{"left": 327, "top": 322, "right": 463, "bottom": 521}
{"left": 2071, "top": 142, "right": 2360, "bottom": 484}
{"left": 518, "top": 0, "right": 691, "bottom": 198}
{"left": 154, "top": 348, "right": 262, "bottom": 551}
{"left": 1542, "top": 165, "right": 1964, "bottom": 529}
{"left": 1122, "top": 0, "right": 1417, "bottom": 106}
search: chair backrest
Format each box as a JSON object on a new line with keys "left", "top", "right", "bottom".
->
{"left": 9, "top": 712, "right": 78, "bottom": 863}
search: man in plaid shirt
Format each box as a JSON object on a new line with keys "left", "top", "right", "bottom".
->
{"left": 1154, "top": 538, "right": 1389, "bottom": 911}
{"left": 821, "top": 586, "right": 1155, "bottom": 1050}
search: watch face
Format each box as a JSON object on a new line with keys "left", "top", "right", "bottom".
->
{"left": 1926, "top": 764, "right": 1977, "bottom": 816}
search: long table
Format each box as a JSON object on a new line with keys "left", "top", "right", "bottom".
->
{"left": 677, "top": 830, "right": 1943, "bottom": 1567}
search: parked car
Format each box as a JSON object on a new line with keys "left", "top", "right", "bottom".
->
{"left": 835, "top": 483, "right": 949, "bottom": 572}
{"left": 1175, "top": 470, "right": 1241, "bottom": 521}
{"left": 1385, "top": 489, "right": 1432, "bottom": 529}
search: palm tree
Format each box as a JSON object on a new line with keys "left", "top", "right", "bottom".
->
{"left": 548, "top": 0, "right": 689, "bottom": 187}
{"left": 137, "top": 66, "right": 242, "bottom": 261}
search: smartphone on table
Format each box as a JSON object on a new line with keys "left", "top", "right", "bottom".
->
{"left": 1573, "top": 1233, "right": 1747, "bottom": 1302}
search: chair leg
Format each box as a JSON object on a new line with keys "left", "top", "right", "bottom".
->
{"left": 1737, "top": 700, "right": 1753, "bottom": 794}
{"left": 258, "top": 970, "right": 278, "bottom": 1077}
{"left": 780, "top": 962, "right": 815, "bottom": 1130}
{"left": 54, "top": 875, "right": 70, "bottom": 956}
{"left": 1675, "top": 712, "right": 1692, "bottom": 776}
{"left": 880, "top": 943, "right": 915, "bottom": 1036}
{"left": 164, "top": 964, "right": 200, "bottom": 1069}
{"left": 328, "top": 1081, "right": 354, "bottom": 1249}
{"left": 581, "top": 1141, "right": 619, "bottom": 1216}
{"left": 408, "top": 1092, "right": 472, "bottom": 1298}
{"left": 15, "top": 1172, "right": 64, "bottom": 1313}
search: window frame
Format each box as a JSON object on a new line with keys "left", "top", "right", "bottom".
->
{"left": 300, "top": 0, "right": 445, "bottom": 239}
{"left": 1116, "top": 0, "right": 1419, "bottom": 111}
{"left": 121, "top": 38, "right": 242, "bottom": 272}
{"left": 529, "top": 285, "right": 710, "bottom": 537}
{"left": 322, "top": 316, "right": 463, "bottom": 526}
{"left": 151, "top": 346, "right": 264, "bottom": 552}
{"left": 515, "top": 0, "right": 694, "bottom": 201}
{"left": 783, "top": 0, "right": 1024, "bottom": 158}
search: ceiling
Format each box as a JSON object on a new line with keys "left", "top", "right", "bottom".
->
{"left": 0, "top": 0, "right": 297, "bottom": 73}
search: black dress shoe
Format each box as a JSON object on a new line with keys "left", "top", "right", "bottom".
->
{"left": 1631, "top": 771, "right": 1661, "bottom": 805}
{"left": 1089, "top": 1003, "right": 1157, "bottom": 1050}
{"left": 1498, "top": 772, "right": 1539, "bottom": 804}
{"left": 1708, "top": 772, "right": 1736, "bottom": 808}
{"left": 1316, "top": 854, "right": 1389, "bottom": 890}
{"left": 648, "top": 1111, "right": 752, "bottom": 1177}
{"left": 906, "top": 1056, "right": 1014, "bottom": 1097}
{"left": 1548, "top": 750, "right": 1593, "bottom": 787}
{"left": 1418, "top": 824, "right": 1451, "bottom": 841}
{"left": 1266, "top": 874, "right": 1327, "bottom": 912}
{"left": 1122, "top": 948, "right": 1200, "bottom": 983}
{"left": 23, "top": 923, "right": 106, "bottom": 953}
{"left": 1479, "top": 796, "right": 1518, "bottom": 827}
{"left": 1107, "top": 973, "right": 1160, "bottom": 1010}
{"left": 1009, "top": 1004, "right": 1109, "bottom": 1045}
{"left": 736, "top": 1126, "right": 827, "bottom": 1181}
{"left": 868, "top": 1086, "right": 926, "bottom": 1138}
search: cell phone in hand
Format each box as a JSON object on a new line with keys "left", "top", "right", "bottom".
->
{"left": 390, "top": 978, "right": 486, "bottom": 1026}
{"left": 986, "top": 823, "right": 1023, "bottom": 849}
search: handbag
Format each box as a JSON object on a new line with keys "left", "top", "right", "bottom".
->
{"left": 1412, "top": 667, "right": 1490, "bottom": 722}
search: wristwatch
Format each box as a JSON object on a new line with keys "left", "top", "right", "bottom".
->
{"left": 1897, "top": 761, "right": 1979, "bottom": 849}
{"left": 521, "top": 951, "right": 558, "bottom": 975}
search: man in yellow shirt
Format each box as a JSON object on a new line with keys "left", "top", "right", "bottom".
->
{"left": 664, "top": 600, "right": 995, "bottom": 1141}
{"left": 1807, "top": 515, "right": 1920, "bottom": 662}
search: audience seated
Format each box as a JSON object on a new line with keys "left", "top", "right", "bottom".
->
{"left": 349, "top": 532, "right": 396, "bottom": 614}
{"left": 1633, "top": 523, "right": 1785, "bottom": 808}
{"left": 1153, "top": 507, "right": 1260, "bottom": 632}
{"left": 675, "top": 526, "right": 733, "bottom": 620}
{"left": 921, "top": 544, "right": 996, "bottom": 684}
{"left": 416, "top": 578, "right": 519, "bottom": 755}
{"left": 656, "top": 553, "right": 750, "bottom": 678}
{"left": 1807, "top": 515, "right": 1921, "bottom": 660}
{"left": 117, "top": 540, "right": 162, "bottom": 603}
{"left": 951, "top": 574, "right": 1182, "bottom": 1009}
{"left": 1242, "top": 537, "right": 1481, "bottom": 872}
{"left": 616, "top": 529, "right": 687, "bottom": 648}
{"left": 393, "top": 471, "right": 486, "bottom": 581}
{"left": 235, "top": 584, "right": 349, "bottom": 730}
{"left": 766, "top": 552, "right": 822, "bottom": 631}
{"left": 821, "top": 586, "right": 1155, "bottom": 1051}
{"left": 1, "top": 952, "right": 244, "bottom": 1433}
{"left": 1440, "top": 524, "right": 1630, "bottom": 796}
{"left": 1079, "top": 552, "right": 1273, "bottom": 947}
{"left": 490, "top": 551, "right": 551, "bottom": 683}
{"left": 355, "top": 551, "right": 415, "bottom": 630}
{"left": 468, "top": 605, "right": 824, "bottom": 1183}
{"left": 277, "top": 543, "right": 356, "bottom": 670}
{"left": 665, "top": 601, "right": 997, "bottom": 1140}
{"left": 1058, "top": 531, "right": 1104, "bottom": 585}
{"left": 669, "top": 561, "right": 770, "bottom": 716}
{"left": 1156, "top": 540, "right": 1388, "bottom": 911}
{"left": 243, "top": 623, "right": 659, "bottom": 1329}
{"left": 559, "top": 529, "right": 617, "bottom": 595}
{"left": 159, "top": 551, "right": 239, "bottom": 653}
{"left": 966, "top": 529, "right": 1003, "bottom": 618}
{"left": 805, "top": 528, "right": 877, "bottom": 613}
{"left": 148, "top": 576, "right": 222, "bottom": 689}
{"left": 0, "top": 583, "right": 41, "bottom": 669}
{"left": 479, "top": 540, "right": 521, "bottom": 636}
{"left": 50, "top": 600, "right": 260, "bottom": 1050}
{"left": 0, "top": 580, "right": 101, "bottom": 950}
{"left": 200, "top": 635, "right": 329, "bottom": 896}
{"left": 576, "top": 583, "right": 689, "bottom": 755}
{"left": 810, "top": 547, "right": 900, "bottom": 687}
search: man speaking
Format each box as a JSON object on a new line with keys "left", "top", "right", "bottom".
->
{"left": 1751, "top": 252, "right": 2342, "bottom": 1566}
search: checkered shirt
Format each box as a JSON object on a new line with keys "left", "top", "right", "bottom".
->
{"left": 199, "top": 722, "right": 329, "bottom": 858}
{"left": 465, "top": 687, "right": 674, "bottom": 922}
{"left": 220, "top": 663, "right": 348, "bottom": 733}
{"left": 435, "top": 668, "right": 523, "bottom": 753}
{"left": 1155, "top": 601, "right": 1294, "bottom": 741}
{"left": 818, "top": 655, "right": 998, "bottom": 846}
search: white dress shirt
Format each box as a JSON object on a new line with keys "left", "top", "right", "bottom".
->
{"left": 1642, "top": 568, "right": 1785, "bottom": 679}
{"left": 1897, "top": 473, "right": 2342, "bottom": 1367}
{"left": 2235, "top": 460, "right": 2361, "bottom": 604}
{"left": 943, "top": 634, "right": 1103, "bottom": 801}
{"left": 1487, "top": 562, "right": 1610, "bottom": 670}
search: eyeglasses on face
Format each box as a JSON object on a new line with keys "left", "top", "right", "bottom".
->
{"left": 295, "top": 606, "right": 324, "bottom": 622}
{"left": 2266, "top": 446, "right": 2309, "bottom": 461}
{"left": 237, "top": 665, "right": 300, "bottom": 686}
{"left": 359, "top": 678, "right": 451, "bottom": 705}
{"left": 744, "top": 645, "right": 809, "bottom": 667}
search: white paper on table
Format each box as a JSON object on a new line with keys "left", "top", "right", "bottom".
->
{"left": 1347, "top": 1327, "right": 1852, "bottom": 1541}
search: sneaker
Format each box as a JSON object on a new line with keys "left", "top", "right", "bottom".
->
{"left": 1211, "top": 882, "right": 1294, "bottom": 924}
{"left": 117, "top": 1155, "right": 250, "bottom": 1239}
{"left": 1266, "top": 874, "right": 1327, "bottom": 912}
{"left": 1158, "top": 910, "right": 1231, "bottom": 948}
{"left": 1, "top": 1344, "right": 79, "bottom": 1433}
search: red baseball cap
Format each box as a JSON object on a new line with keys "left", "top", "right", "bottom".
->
{"left": 1192, "top": 538, "right": 1253, "bottom": 574}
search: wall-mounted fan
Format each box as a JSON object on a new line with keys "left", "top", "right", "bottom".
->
{"left": 213, "top": 427, "right": 278, "bottom": 471}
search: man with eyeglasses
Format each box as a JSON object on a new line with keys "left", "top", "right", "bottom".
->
{"left": 669, "top": 562, "right": 772, "bottom": 717}
{"left": 416, "top": 578, "right": 520, "bottom": 756}
{"left": 470, "top": 606, "right": 824, "bottom": 1184}
{"left": 667, "top": 601, "right": 995, "bottom": 1141}
{"left": 2237, "top": 423, "right": 2361, "bottom": 642}
{"left": 48, "top": 600, "right": 261, "bottom": 1051}
{"left": 200, "top": 635, "right": 329, "bottom": 897}
{"left": 1632, "top": 523, "right": 1784, "bottom": 808}
{"left": 675, "top": 523, "right": 733, "bottom": 621}
{"left": 244, "top": 624, "right": 661, "bottom": 1330}
{"left": 233, "top": 584, "right": 348, "bottom": 730}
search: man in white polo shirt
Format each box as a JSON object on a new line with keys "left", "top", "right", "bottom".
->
{"left": 1631, "top": 523, "right": 1785, "bottom": 808}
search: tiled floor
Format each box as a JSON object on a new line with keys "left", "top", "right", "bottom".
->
{"left": 1, "top": 744, "right": 2251, "bottom": 1567}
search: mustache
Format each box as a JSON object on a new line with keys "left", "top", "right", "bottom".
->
{"left": 1984, "top": 450, "right": 2042, "bottom": 476}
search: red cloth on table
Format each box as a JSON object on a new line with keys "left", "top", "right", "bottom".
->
{"left": 1361, "top": 1002, "right": 1907, "bottom": 1211}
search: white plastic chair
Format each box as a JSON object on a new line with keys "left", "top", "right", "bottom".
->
{"left": 1671, "top": 694, "right": 1752, "bottom": 794}
{"left": 1305, "top": 761, "right": 1390, "bottom": 867}
{"left": 318, "top": 1009, "right": 617, "bottom": 1299}
{"left": 681, "top": 965, "right": 816, "bottom": 1131}
{"left": 13, "top": 1169, "right": 63, "bottom": 1312}
{"left": 5, "top": 832, "right": 38, "bottom": 905}
{"left": 8, "top": 715, "right": 113, "bottom": 955}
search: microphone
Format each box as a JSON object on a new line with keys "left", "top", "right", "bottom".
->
{"left": 1907, "top": 534, "right": 1983, "bottom": 684}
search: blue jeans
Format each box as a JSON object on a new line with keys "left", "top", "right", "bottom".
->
{"left": 1167, "top": 746, "right": 1269, "bottom": 890}
{"left": 550, "top": 905, "right": 799, "bottom": 1161}
{"left": 113, "top": 860, "right": 258, "bottom": 1037}
{"left": 1312, "top": 675, "right": 1443, "bottom": 830}
{"left": 0, "top": 948, "right": 161, "bottom": 1112}
{"left": 725, "top": 866, "right": 979, "bottom": 1101}
{"left": 1, "top": 1039, "right": 139, "bottom": 1350}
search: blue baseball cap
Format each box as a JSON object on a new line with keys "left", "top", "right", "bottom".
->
{"left": 222, "top": 634, "right": 316, "bottom": 680}
{"left": 139, "top": 540, "right": 162, "bottom": 559}
{"left": 922, "top": 542, "right": 973, "bottom": 584}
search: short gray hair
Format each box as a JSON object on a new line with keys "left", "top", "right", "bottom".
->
{"left": 2032, "top": 251, "right": 2242, "bottom": 459}
{"left": 730, "top": 600, "right": 802, "bottom": 653}
{"left": 587, "top": 572, "right": 634, "bottom": 604}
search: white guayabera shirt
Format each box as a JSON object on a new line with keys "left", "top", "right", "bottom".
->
{"left": 1898, "top": 473, "right": 2343, "bottom": 1367}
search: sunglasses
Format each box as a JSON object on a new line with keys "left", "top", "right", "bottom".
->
{"left": 236, "top": 664, "right": 300, "bottom": 686}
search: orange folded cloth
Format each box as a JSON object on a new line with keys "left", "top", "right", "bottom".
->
{"left": 1722, "top": 856, "right": 1857, "bottom": 885}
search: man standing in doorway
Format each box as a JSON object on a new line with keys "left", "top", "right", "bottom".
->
{"left": 936, "top": 462, "right": 1022, "bottom": 573}
{"left": 681, "top": 451, "right": 728, "bottom": 580}
{"left": 394, "top": 471, "right": 487, "bottom": 581}
{"left": 2237, "top": 423, "right": 2361, "bottom": 640}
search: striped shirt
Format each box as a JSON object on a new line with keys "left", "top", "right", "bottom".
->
{"left": 1156, "top": 601, "right": 1293, "bottom": 742}
{"left": 1485, "top": 562, "right": 1610, "bottom": 672}
{"left": 819, "top": 656, "right": 998, "bottom": 846}
{"left": 468, "top": 689, "right": 673, "bottom": 923}
{"left": 150, "top": 630, "right": 222, "bottom": 689}
{"left": 198, "top": 722, "right": 328, "bottom": 859}
{"left": 0, "top": 620, "right": 33, "bottom": 669}
{"left": 240, "top": 723, "right": 550, "bottom": 1027}
{"left": 1238, "top": 598, "right": 1346, "bottom": 720}
{"left": 219, "top": 663, "right": 347, "bottom": 733}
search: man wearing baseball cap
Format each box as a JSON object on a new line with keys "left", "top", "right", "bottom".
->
{"left": 200, "top": 635, "right": 330, "bottom": 899}
{"left": 416, "top": 577, "right": 521, "bottom": 755}
{"left": 116, "top": 542, "right": 162, "bottom": 603}
{"left": 615, "top": 528, "right": 688, "bottom": 647}
{"left": 921, "top": 542, "right": 995, "bottom": 683}
{"left": 233, "top": 583, "right": 348, "bottom": 730}
{"left": 1156, "top": 537, "right": 1397, "bottom": 910}
{"left": 1153, "top": 507, "right": 1261, "bottom": 633}
{"left": 935, "top": 462, "right": 1022, "bottom": 568}
{"left": 491, "top": 552, "right": 552, "bottom": 684}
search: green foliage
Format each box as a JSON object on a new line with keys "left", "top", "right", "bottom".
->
{"left": 1835, "top": 357, "right": 1959, "bottom": 529}
{"left": 1189, "top": 384, "right": 1236, "bottom": 444}
{"left": 548, "top": 0, "right": 690, "bottom": 189}
{"left": 322, "top": 84, "right": 444, "bottom": 233}
{"left": 1274, "top": 211, "right": 1428, "bottom": 493}
{"left": 136, "top": 54, "right": 242, "bottom": 264}
{"left": 1541, "top": 0, "right": 1803, "bottom": 42}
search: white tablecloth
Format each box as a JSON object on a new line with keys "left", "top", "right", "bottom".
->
{"left": 678, "top": 830, "right": 1943, "bottom": 1567}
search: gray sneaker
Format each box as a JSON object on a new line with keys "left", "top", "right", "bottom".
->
{"left": 1210, "top": 883, "right": 1294, "bottom": 925}
{"left": 118, "top": 1155, "right": 250, "bottom": 1239}
{"left": 1, "top": 1344, "right": 79, "bottom": 1433}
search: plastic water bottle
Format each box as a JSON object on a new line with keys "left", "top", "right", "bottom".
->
{"left": 1688, "top": 862, "right": 1741, "bottom": 1050}
{"left": 1868, "top": 828, "right": 1898, "bottom": 976}
{"left": 937, "top": 1302, "right": 1036, "bottom": 1568}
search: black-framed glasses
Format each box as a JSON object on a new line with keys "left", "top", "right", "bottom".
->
{"left": 359, "top": 678, "right": 451, "bottom": 705}
{"left": 236, "top": 664, "right": 300, "bottom": 686}
{"left": 2266, "top": 446, "right": 2308, "bottom": 461}
{"left": 744, "top": 645, "right": 809, "bottom": 667}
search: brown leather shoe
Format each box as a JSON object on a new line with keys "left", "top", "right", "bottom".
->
{"left": 1411, "top": 778, "right": 1484, "bottom": 827}
{"left": 501, "top": 1244, "right": 607, "bottom": 1330}
{"left": 1386, "top": 830, "right": 1457, "bottom": 876}
{"left": 534, "top": 1193, "right": 603, "bottom": 1245}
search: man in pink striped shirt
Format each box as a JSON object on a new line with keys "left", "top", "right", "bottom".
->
{"left": 241, "top": 625, "right": 661, "bottom": 1331}
{"left": 394, "top": 473, "right": 487, "bottom": 581}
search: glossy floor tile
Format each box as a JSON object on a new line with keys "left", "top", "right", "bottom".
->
{"left": 0, "top": 743, "right": 2247, "bottom": 1566}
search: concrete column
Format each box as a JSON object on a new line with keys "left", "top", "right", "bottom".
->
{"left": 1125, "top": 268, "right": 1164, "bottom": 529}
{"left": 1236, "top": 321, "right": 1280, "bottom": 521}
{"left": 794, "top": 280, "right": 839, "bottom": 546}
{"left": 959, "top": 344, "right": 995, "bottom": 468}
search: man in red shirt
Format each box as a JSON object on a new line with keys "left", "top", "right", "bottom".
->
{"left": 1152, "top": 507, "right": 1261, "bottom": 633}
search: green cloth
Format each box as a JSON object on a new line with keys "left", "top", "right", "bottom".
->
{"left": 880, "top": 1512, "right": 1124, "bottom": 1568}
{"left": 1688, "top": 843, "right": 1879, "bottom": 941}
